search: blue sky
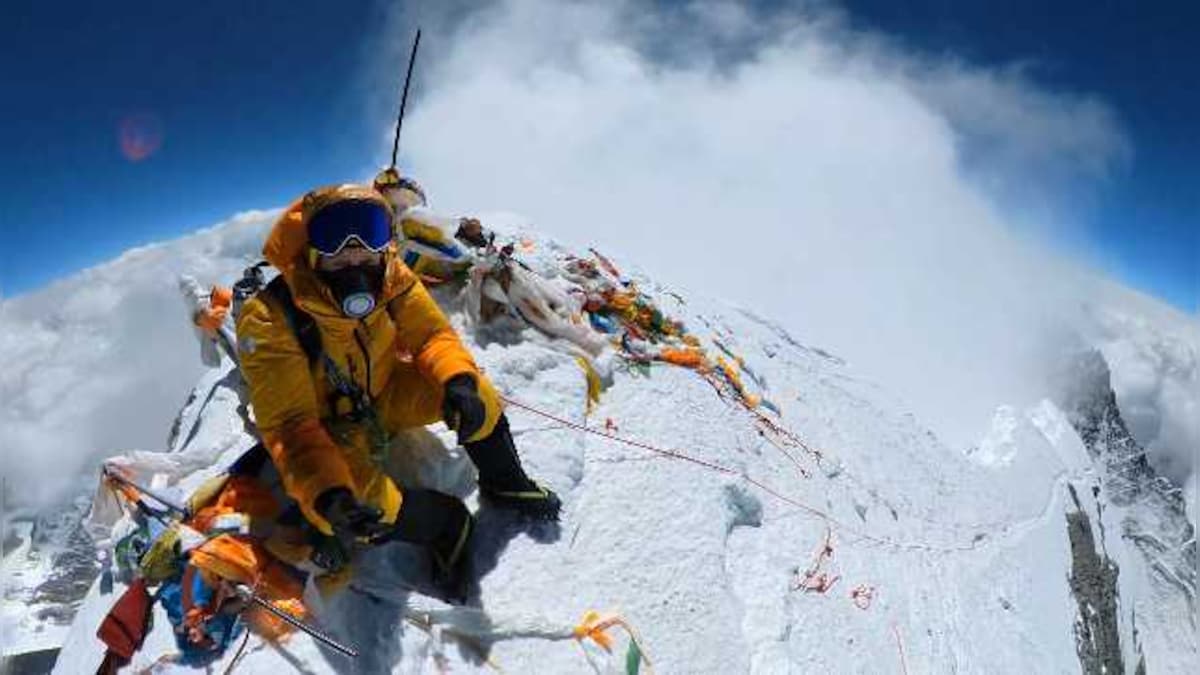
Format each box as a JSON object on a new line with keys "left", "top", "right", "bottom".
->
{"left": 840, "top": 0, "right": 1197, "bottom": 311}
{"left": 1, "top": 0, "right": 1194, "bottom": 311}
{"left": 1, "top": 1, "right": 391, "bottom": 296}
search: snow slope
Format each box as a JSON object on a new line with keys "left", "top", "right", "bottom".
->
{"left": 1, "top": 210, "right": 277, "bottom": 658}
{"left": 16, "top": 216, "right": 1191, "bottom": 673}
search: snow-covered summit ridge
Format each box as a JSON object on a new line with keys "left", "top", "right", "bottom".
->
{"left": 15, "top": 214, "right": 1190, "bottom": 672}
{"left": 1078, "top": 280, "right": 1200, "bottom": 491}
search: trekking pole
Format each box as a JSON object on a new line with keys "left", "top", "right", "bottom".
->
{"left": 232, "top": 584, "right": 359, "bottom": 658}
{"left": 101, "top": 465, "right": 190, "bottom": 519}
{"left": 389, "top": 27, "right": 423, "bottom": 169}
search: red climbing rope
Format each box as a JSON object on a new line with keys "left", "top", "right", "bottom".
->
{"left": 893, "top": 623, "right": 909, "bottom": 675}
{"left": 499, "top": 394, "right": 979, "bottom": 554}
{"left": 697, "top": 370, "right": 815, "bottom": 477}
{"left": 503, "top": 395, "right": 864, "bottom": 537}
{"left": 502, "top": 395, "right": 741, "bottom": 477}
{"left": 791, "top": 527, "right": 840, "bottom": 593}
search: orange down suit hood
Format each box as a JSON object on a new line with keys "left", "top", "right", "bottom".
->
{"left": 236, "top": 184, "right": 501, "bottom": 535}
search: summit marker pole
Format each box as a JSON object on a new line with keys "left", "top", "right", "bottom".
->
{"left": 390, "top": 28, "right": 423, "bottom": 169}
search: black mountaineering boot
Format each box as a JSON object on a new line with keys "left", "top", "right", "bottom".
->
{"left": 390, "top": 488, "right": 475, "bottom": 604}
{"left": 464, "top": 415, "right": 562, "bottom": 521}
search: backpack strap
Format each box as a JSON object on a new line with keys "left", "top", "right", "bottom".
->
{"left": 262, "top": 276, "right": 322, "bottom": 366}
{"left": 258, "top": 276, "right": 377, "bottom": 425}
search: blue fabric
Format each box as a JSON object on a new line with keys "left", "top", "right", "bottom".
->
{"left": 158, "top": 572, "right": 244, "bottom": 664}
{"left": 417, "top": 237, "right": 465, "bottom": 259}
{"left": 589, "top": 312, "right": 619, "bottom": 334}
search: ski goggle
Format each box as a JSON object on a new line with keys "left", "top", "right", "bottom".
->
{"left": 306, "top": 199, "right": 393, "bottom": 256}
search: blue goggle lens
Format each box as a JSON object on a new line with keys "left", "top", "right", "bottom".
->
{"left": 307, "top": 200, "right": 393, "bottom": 255}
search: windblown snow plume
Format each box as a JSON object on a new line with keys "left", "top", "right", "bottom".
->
{"left": 370, "top": 0, "right": 1160, "bottom": 461}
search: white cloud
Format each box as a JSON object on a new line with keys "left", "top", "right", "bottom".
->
{"left": 0, "top": 213, "right": 273, "bottom": 508}
{"left": 375, "top": 0, "right": 1130, "bottom": 450}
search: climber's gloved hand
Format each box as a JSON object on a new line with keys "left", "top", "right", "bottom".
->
{"left": 310, "top": 534, "right": 351, "bottom": 571}
{"left": 315, "top": 487, "right": 387, "bottom": 543}
{"left": 442, "top": 374, "right": 487, "bottom": 444}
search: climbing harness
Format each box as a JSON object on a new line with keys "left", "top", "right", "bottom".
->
{"left": 262, "top": 276, "right": 393, "bottom": 460}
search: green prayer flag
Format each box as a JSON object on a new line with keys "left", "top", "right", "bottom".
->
{"left": 625, "top": 640, "right": 642, "bottom": 675}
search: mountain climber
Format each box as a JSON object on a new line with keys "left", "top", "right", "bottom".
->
{"left": 373, "top": 167, "right": 489, "bottom": 282}
{"left": 235, "top": 183, "right": 560, "bottom": 600}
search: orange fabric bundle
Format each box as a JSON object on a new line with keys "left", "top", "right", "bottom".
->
{"left": 194, "top": 285, "right": 233, "bottom": 332}
{"left": 210, "top": 285, "right": 233, "bottom": 309}
{"left": 188, "top": 476, "right": 281, "bottom": 534}
{"left": 190, "top": 534, "right": 307, "bottom": 639}
{"left": 247, "top": 596, "right": 309, "bottom": 641}
{"left": 657, "top": 347, "right": 708, "bottom": 370}
{"left": 103, "top": 468, "right": 143, "bottom": 505}
{"left": 716, "top": 357, "right": 760, "bottom": 408}
{"left": 190, "top": 536, "right": 291, "bottom": 596}
{"left": 605, "top": 291, "right": 636, "bottom": 313}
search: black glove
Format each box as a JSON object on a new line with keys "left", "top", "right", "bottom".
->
{"left": 310, "top": 533, "right": 351, "bottom": 572}
{"left": 312, "top": 488, "right": 387, "bottom": 571}
{"left": 442, "top": 374, "right": 486, "bottom": 444}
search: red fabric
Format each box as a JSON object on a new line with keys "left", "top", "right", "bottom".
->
{"left": 96, "top": 651, "right": 126, "bottom": 675}
{"left": 96, "top": 578, "right": 152, "bottom": 662}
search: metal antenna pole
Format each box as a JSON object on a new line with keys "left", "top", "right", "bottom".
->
{"left": 390, "top": 28, "right": 423, "bottom": 169}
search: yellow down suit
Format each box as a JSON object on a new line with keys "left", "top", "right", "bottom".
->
{"left": 236, "top": 185, "right": 502, "bottom": 535}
